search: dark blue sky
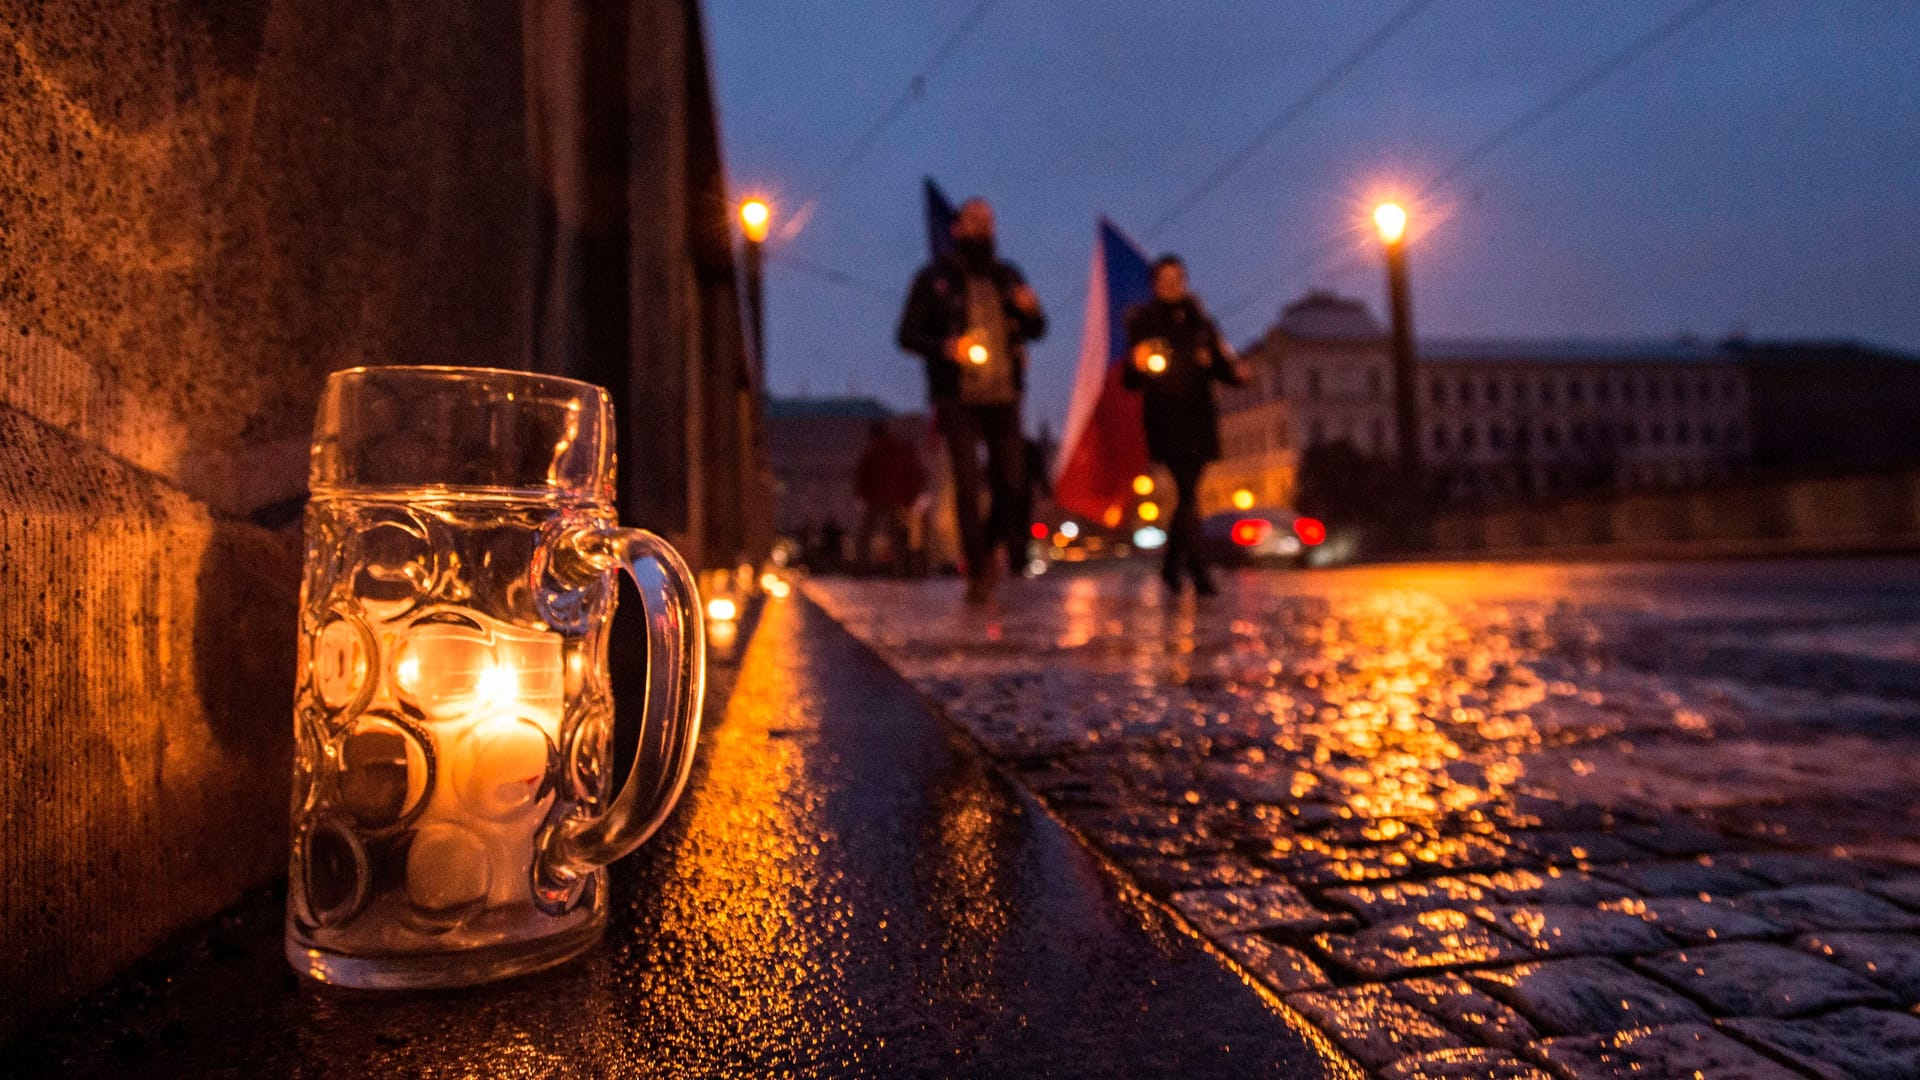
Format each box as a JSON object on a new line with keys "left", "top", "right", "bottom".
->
{"left": 707, "top": 1, "right": 1920, "bottom": 433}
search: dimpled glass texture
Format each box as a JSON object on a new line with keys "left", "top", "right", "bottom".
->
{"left": 289, "top": 367, "right": 633, "bottom": 989}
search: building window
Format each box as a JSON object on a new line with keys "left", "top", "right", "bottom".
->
{"left": 1461, "top": 424, "right": 1478, "bottom": 451}
{"left": 1539, "top": 379, "right": 1556, "bottom": 405}
{"left": 1671, "top": 375, "right": 1686, "bottom": 403}
{"left": 1485, "top": 378, "right": 1501, "bottom": 405}
{"left": 1429, "top": 378, "right": 1445, "bottom": 406}
{"left": 1458, "top": 377, "right": 1475, "bottom": 406}
{"left": 1489, "top": 424, "right": 1507, "bottom": 450}
{"left": 1696, "top": 376, "right": 1711, "bottom": 401}
{"left": 1674, "top": 420, "right": 1690, "bottom": 445}
{"left": 1432, "top": 424, "right": 1450, "bottom": 452}
{"left": 1722, "top": 375, "right": 1737, "bottom": 401}
{"left": 1647, "top": 378, "right": 1661, "bottom": 404}
{"left": 1623, "top": 378, "right": 1637, "bottom": 404}
{"left": 1543, "top": 425, "right": 1561, "bottom": 449}
{"left": 1619, "top": 422, "right": 1638, "bottom": 447}
{"left": 1596, "top": 378, "right": 1611, "bottom": 404}
{"left": 1515, "top": 422, "right": 1531, "bottom": 450}
{"left": 1649, "top": 422, "right": 1666, "bottom": 445}
{"left": 1572, "top": 422, "right": 1589, "bottom": 448}
{"left": 1701, "top": 424, "right": 1716, "bottom": 447}
{"left": 1569, "top": 378, "right": 1585, "bottom": 404}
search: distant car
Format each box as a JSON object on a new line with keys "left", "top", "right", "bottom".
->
{"left": 1199, "top": 507, "right": 1326, "bottom": 566}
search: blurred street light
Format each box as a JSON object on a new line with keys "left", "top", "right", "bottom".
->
{"left": 1373, "top": 201, "right": 1407, "bottom": 245}
{"left": 739, "top": 198, "right": 772, "bottom": 367}
{"left": 1137, "top": 500, "right": 1160, "bottom": 523}
{"left": 739, "top": 199, "right": 771, "bottom": 243}
{"left": 1132, "top": 474, "right": 1154, "bottom": 496}
{"left": 1376, "top": 201, "right": 1420, "bottom": 479}
{"left": 1231, "top": 488, "right": 1255, "bottom": 510}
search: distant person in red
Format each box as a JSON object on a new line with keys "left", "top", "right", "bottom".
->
{"left": 896, "top": 198, "right": 1047, "bottom": 603}
{"left": 854, "top": 419, "right": 928, "bottom": 577}
{"left": 1122, "top": 255, "right": 1245, "bottom": 595}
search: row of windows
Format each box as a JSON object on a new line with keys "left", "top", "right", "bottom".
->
{"left": 1278, "top": 365, "right": 1743, "bottom": 408}
{"left": 1432, "top": 417, "right": 1744, "bottom": 453}
{"left": 1429, "top": 370, "right": 1739, "bottom": 408}
{"left": 1436, "top": 461, "right": 1726, "bottom": 499}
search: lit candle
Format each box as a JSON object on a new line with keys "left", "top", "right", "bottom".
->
{"left": 392, "top": 616, "right": 564, "bottom": 923}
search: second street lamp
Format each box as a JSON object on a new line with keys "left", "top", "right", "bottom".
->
{"left": 739, "top": 199, "right": 771, "bottom": 366}
{"left": 1375, "top": 202, "right": 1419, "bottom": 480}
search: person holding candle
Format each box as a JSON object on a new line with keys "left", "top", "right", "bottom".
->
{"left": 895, "top": 197, "right": 1047, "bottom": 604}
{"left": 1122, "top": 254, "right": 1245, "bottom": 596}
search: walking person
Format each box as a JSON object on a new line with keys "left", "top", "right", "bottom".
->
{"left": 1122, "top": 255, "right": 1244, "bottom": 595}
{"left": 896, "top": 198, "right": 1047, "bottom": 603}
{"left": 853, "top": 419, "right": 929, "bottom": 577}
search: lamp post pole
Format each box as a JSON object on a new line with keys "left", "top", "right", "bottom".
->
{"left": 1375, "top": 203, "right": 1420, "bottom": 481}
{"left": 739, "top": 199, "right": 771, "bottom": 366}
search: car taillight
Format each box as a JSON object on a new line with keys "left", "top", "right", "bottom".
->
{"left": 1230, "top": 519, "right": 1271, "bottom": 547}
{"left": 1293, "top": 517, "right": 1326, "bottom": 546}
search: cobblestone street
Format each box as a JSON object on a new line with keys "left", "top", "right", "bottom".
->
{"left": 811, "top": 558, "right": 1920, "bottom": 1079}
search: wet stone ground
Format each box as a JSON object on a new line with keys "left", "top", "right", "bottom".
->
{"left": 810, "top": 559, "right": 1920, "bottom": 1079}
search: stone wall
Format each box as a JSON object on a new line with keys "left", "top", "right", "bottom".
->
{"left": 1426, "top": 469, "right": 1920, "bottom": 560}
{"left": 0, "top": 0, "right": 533, "bottom": 1037}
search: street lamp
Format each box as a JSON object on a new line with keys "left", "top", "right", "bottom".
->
{"left": 739, "top": 199, "right": 771, "bottom": 365}
{"left": 1375, "top": 202, "right": 1420, "bottom": 479}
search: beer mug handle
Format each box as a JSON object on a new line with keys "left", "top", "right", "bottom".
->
{"left": 536, "top": 526, "right": 705, "bottom": 894}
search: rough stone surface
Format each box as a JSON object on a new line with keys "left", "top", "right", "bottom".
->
{"left": 1470, "top": 956, "right": 1708, "bottom": 1036}
{"left": 1477, "top": 903, "right": 1675, "bottom": 957}
{"left": 1723, "top": 1007, "right": 1920, "bottom": 1080}
{"left": 1380, "top": 1048, "right": 1552, "bottom": 1080}
{"left": 1394, "top": 974, "right": 1541, "bottom": 1050}
{"left": 1171, "top": 883, "right": 1353, "bottom": 936}
{"left": 1798, "top": 932, "right": 1920, "bottom": 1003}
{"left": 1536, "top": 1023, "right": 1804, "bottom": 1079}
{"left": 1636, "top": 895, "right": 1788, "bottom": 944}
{"left": 1741, "top": 885, "right": 1920, "bottom": 933}
{"left": 1594, "top": 858, "right": 1770, "bottom": 897}
{"left": 809, "top": 565, "right": 1920, "bottom": 1078}
{"left": 1639, "top": 942, "right": 1894, "bottom": 1017}
{"left": 1317, "top": 909, "right": 1534, "bottom": 979}
{"left": 1286, "top": 984, "right": 1467, "bottom": 1069}
{"left": 1218, "top": 934, "right": 1332, "bottom": 993}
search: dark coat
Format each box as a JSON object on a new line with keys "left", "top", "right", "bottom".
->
{"left": 895, "top": 253, "right": 1047, "bottom": 401}
{"left": 1121, "top": 297, "right": 1242, "bottom": 464}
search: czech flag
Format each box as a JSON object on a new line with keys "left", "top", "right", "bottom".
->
{"left": 924, "top": 176, "right": 955, "bottom": 260}
{"left": 1053, "top": 219, "right": 1153, "bottom": 526}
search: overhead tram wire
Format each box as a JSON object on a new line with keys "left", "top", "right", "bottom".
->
{"left": 1218, "top": 0, "right": 1734, "bottom": 334}
{"left": 1142, "top": 0, "right": 1435, "bottom": 242}
{"left": 765, "top": 251, "right": 897, "bottom": 300}
{"left": 782, "top": 0, "right": 1000, "bottom": 240}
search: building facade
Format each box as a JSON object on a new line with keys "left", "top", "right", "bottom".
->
{"left": 1210, "top": 292, "right": 1753, "bottom": 512}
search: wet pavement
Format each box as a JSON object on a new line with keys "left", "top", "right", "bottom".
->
{"left": 810, "top": 558, "right": 1920, "bottom": 1079}
{"left": 11, "top": 595, "right": 1349, "bottom": 1078}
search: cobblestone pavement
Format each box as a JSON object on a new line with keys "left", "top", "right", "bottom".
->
{"left": 810, "top": 559, "right": 1920, "bottom": 1079}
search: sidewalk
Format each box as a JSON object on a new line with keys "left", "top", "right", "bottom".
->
{"left": 12, "top": 595, "right": 1349, "bottom": 1078}
{"left": 809, "top": 561, "right": 1920, "bottom": 1079}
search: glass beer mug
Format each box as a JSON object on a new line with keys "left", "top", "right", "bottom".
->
{"left": 286, "top": 366, "right": 704, "bottom": 988}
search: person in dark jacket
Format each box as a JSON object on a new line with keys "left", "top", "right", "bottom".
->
{"left": 895, "top": 198, "right": 1047, "bottom": 603}
{"left": 1122, "top": 254, "right": 1245, "bottom": 595}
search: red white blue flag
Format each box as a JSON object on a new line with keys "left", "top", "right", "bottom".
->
{"left": 1053, "top": 219, "right": 1153, "bottom": 525}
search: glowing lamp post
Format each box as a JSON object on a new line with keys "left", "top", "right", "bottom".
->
{"left": 739, "top": 199, "right": 772, "bottom": 367}
{"left": 1375, "top": 202, "right": 1420, "bottom": 479}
